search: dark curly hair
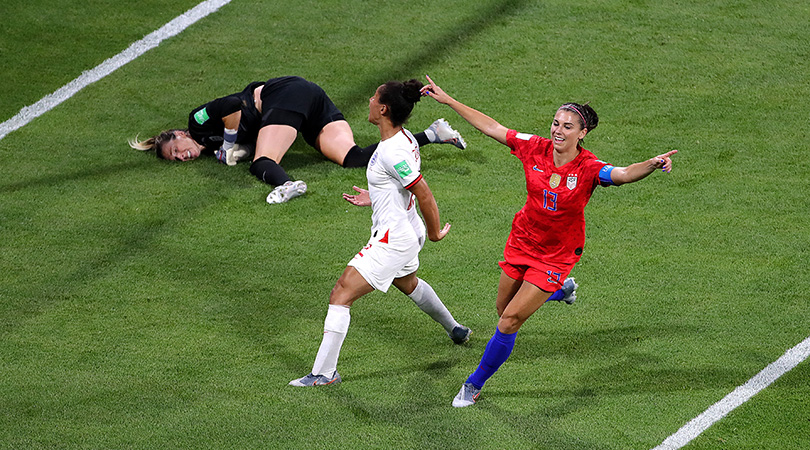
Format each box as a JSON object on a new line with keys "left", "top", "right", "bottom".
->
{"left": 378, "top": 79, "right": 424, "bottom": 127}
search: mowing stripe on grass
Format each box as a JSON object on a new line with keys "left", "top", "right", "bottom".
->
{"left": 653, "top": 336, "right": 810, "bottom": 450}
{"left": 0, "top": 0, "right": 232, "bottom": 142}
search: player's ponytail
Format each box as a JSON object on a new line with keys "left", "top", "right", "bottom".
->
{"left": 128, "top": 129, "right": 185, "bottom": 159}
{"left": 579, "top": 103, "right": 598, "bottom": 132}
{"left": 401, "top": 79, "right": 423, "bottom": 105}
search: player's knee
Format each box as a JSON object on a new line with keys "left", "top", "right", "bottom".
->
{"left": 329, "top": 279, "right": 354, "bottom": 306}
{"left": 497, "top": 314, "right": 525, "bottom": 334}
{"left": 393, "top": 275, "right": 418, "bottom": 296}
{"left": 341, "top": 145, "right": 374, "bottom": 168}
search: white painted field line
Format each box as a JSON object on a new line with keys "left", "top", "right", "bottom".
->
{"left": 653, "top": 336, "right": 810, "bottom": 450}
{"left": 0, "top": 0, "right": 233, "bottom": 142}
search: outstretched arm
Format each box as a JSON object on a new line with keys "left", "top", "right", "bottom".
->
{"left": 421, "top": 75, "right": 509, "bottom": 146}
{"left": 408, "top": 178, "right": 451, "bottom": 242}
{"left": 610, "top": 150, "right": 678, "bottom": 185}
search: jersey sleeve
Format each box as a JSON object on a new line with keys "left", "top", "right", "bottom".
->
{"left": 506, "top": 129, "right": 542, "bottom": 160}
{"left": 188, "top": 95, "right": 243, "bottom": 151}
{"left": 380, "top": 145, "right": 422, "bottom": 189}
{"left": 589, "top": 158, "right": 616, "bottom": 187}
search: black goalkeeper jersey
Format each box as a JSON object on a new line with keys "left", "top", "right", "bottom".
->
{"left": 187, "top": 81, "right": 264, "bottom": 151}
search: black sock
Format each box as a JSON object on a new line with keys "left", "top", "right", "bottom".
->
{"left": 249, "top": 157, "right": 291, "bottom": 186}
{"left": 342, "top": 144, "right": 377, "bottom": 168}
{"left": 414, "top": 131, "right": 430, "bottom": 147}
{"left": 343, "top": 133, "right": 429, "bottom": 168}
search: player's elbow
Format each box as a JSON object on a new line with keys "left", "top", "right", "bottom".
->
{"left": 610, "top": 168, "right": 630, "bottom": 186}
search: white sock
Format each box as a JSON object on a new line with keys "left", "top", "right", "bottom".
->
{"left": 311, "top": 304, "right": 351, "bottom": 376}
{"left": 408, "top": 278, "right": 459, "bottom": 333}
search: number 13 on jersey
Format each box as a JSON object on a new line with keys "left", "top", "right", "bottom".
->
{"left": 542, "top": 189, "right": 558, "bottom": 211}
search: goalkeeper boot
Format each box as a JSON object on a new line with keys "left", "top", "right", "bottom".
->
{"left": 427, "top": 118, "right": 467, "bottom": 149}
{"left": 266, "top": 180, "right": 307, "bottom": 204}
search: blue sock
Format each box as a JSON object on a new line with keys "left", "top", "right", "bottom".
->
{"left": 545, "top": 288, "right": 564, "bottom": 302}
{"left": 466, "top": 328, "right": 517, "bottom": 389}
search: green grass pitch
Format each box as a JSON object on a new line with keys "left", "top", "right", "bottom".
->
{"left": 1, "top": 0, "right": 809, "bottom": 448}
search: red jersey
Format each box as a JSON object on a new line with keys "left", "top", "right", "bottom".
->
{"left": 505, "top": 129, "right": 614, "bottom": 265}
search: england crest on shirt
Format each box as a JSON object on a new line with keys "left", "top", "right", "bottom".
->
{"left": 567, "top": 174, "right": 577, "bottom": 190}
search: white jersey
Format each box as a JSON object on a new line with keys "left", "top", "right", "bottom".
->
{"left": 366, "top": 128, "right": 426, "bottom": 243}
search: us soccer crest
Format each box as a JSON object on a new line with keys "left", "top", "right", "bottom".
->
{"left": 549, "top": 173, "right": 561, "bottom": 188}
{"left": 567, "top": 174, "right": 577, "bottom": 190}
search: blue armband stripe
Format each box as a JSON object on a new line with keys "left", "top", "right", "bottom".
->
{"left": 599, "top": 165, "right": 615, "bottom": 185}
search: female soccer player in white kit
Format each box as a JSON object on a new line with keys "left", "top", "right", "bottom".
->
{"left": 289, "top": 79, "right": 470, "bottom": 387}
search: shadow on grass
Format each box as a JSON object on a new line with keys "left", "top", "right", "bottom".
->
{"left": 445, "top": 324, "right": 749, "bottom": 449}
{"left": 508, "top": 324, "right": 747, "bottom": 396}
{"left": 336, "top": 0, "right": 532, "bottom": 112}
{"left": 0, "top": 171, "right": 228, "bottom": 333}
{"left": 0, "top": 160, "right": 154, "bottom": 194}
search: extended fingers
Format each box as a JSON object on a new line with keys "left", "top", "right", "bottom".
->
{"left": 422, "top": 75, "right": 442, "bottom": 97}
{"left": 656, "top": 150, "right": 677, "bottom": 173}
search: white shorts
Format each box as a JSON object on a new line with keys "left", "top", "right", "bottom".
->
{"left": 347, "top": 227, "right": 424, "bottom": 292}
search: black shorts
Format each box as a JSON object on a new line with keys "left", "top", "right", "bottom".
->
{"left": 260, "top": 76, "right": 345, "bottom": 147}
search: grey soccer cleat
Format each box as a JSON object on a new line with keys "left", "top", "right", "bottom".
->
{"left": 288, "top": 371, "right": 342, "bottom": 387}
{"left": 560, "top": 277, "right": 578, "bottom": 305}
{"left": 427, "top": 118, "right": 467, "bottom": 149}
{"left": 449, "top": 325, "right": 472, "bottom": 344}
{"left": 452, "top": 382, "right": 481, "bottom": 407}
{"left": 266, "top": 180, "right": 307, "bottom": 204}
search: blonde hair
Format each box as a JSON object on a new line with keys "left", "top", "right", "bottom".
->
{"left": 128, "top": 129, "right": 185, "bottom": 159}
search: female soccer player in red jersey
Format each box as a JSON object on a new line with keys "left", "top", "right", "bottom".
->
{"left": 421, "top": 75, "right": 677, "bottom": 407}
